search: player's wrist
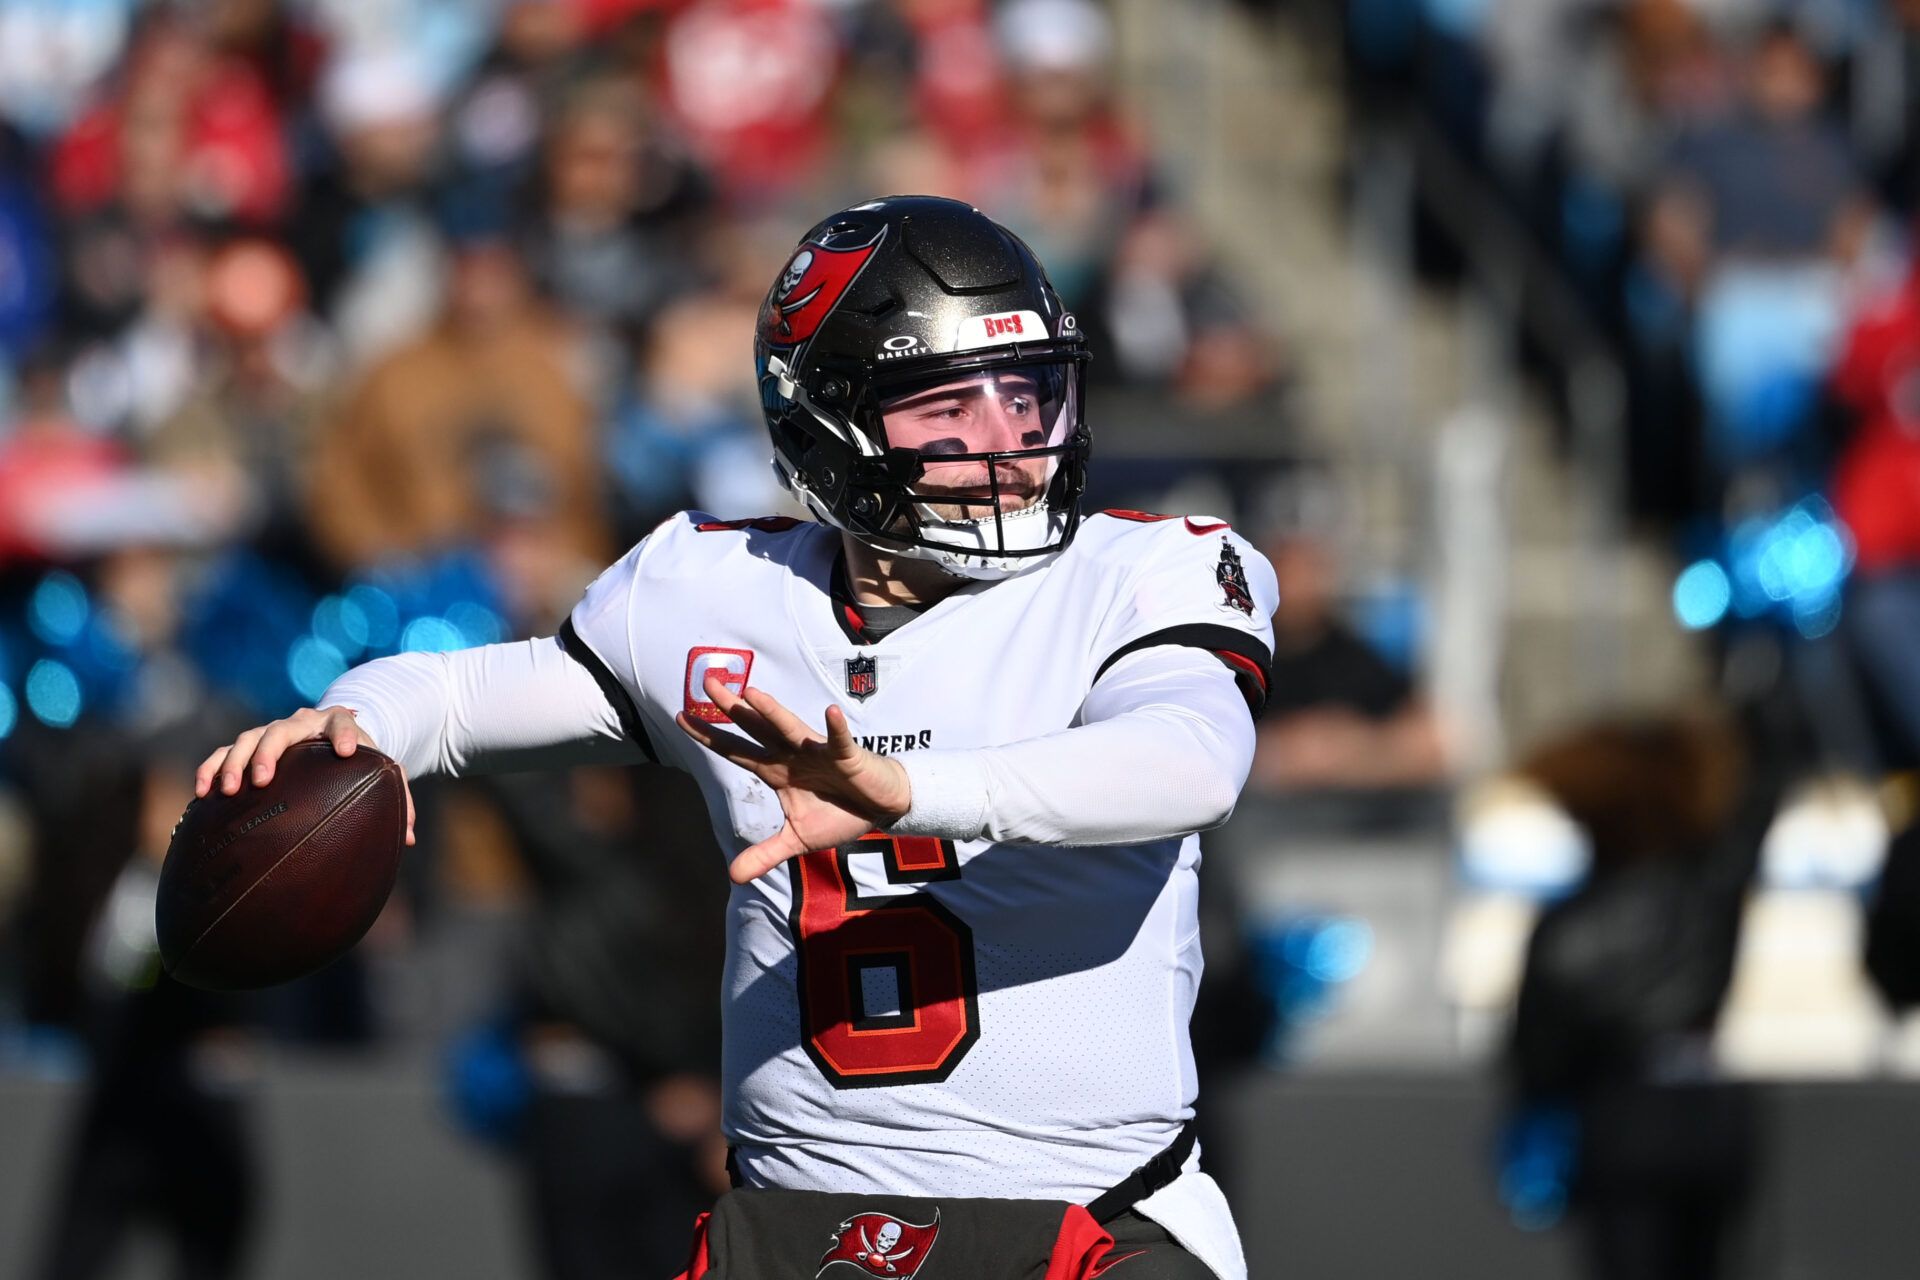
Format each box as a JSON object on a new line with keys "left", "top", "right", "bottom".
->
{"left": 886, "top": 751, "right": 989, "bottom": 841}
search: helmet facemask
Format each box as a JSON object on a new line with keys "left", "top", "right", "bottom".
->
{"left": 770, "top": 348, "right": 1089, "bottom": 580}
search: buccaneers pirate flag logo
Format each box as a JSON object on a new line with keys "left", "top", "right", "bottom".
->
{"left": 761, "top": 230, "right": 885, "bottom": 347}
{"left": 1216, "top": 540, "right": 1254, "bottom": 615}
{"left": 817, "top": 1209, "right": 940, "bottom": 1278}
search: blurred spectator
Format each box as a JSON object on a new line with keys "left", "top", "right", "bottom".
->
{"left": 1830, "top": 248, "right": 1920, "bottom": 764}
{"left": 519, "top": 77, "right": 708, "bottom": 372}
{"left": 1640, "top": 21, "right": 1870, "bottom": 475}
{"left": 604, "top": 285, "right": 783, "bottom": 537}
{"left": 0, "top": 129, "right": 58, "bottom": 372}
{"left": 31, "top": 733, "right": 257, "bottom": 1280}
{"left": 140, "top": 239, "right": 336, "bottom": 568}
{"left": 1644, "top": 21, "right": 1868, "bottom": 301}
{"left": 306, "top": 222, "right": 607, "bottom": 574}
{"left": 460, "top": 764, "right": 730, "bottom": 1280}
{"left": 1248, "top": 531, "right": 1448, "bottom": 793}
{"left": 657, "top": 0, "right": 843, "bottom": 208}
{"left": 1505, "top": 713, "right": 1767, "bottom": 1280}
{"left": 0, "top": 0, "right": 135, "bottom": 142}
{"left": 1865, "top": 794, "right": 1920, "bottom": 1009}
{"left": 975, "top": 0, "right": 1281, "bottom": 407}
{"left": 293, "top": 43, "right": 449, "bottom": 368}
{"left": 51, "top": 10, "right": 291, "bottom": 232}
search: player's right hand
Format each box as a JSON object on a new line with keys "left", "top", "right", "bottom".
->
{"left": 195, "top": 707, "right": 416, "bottom": 846}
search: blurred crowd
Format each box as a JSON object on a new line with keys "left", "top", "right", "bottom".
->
{"left": 1344, "top": 0, "right": 1920, "bottom": 777}
{"left": 0, "top": 1, "right": 1286, "bottom": 1277}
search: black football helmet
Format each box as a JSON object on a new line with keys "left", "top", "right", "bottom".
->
{"left": 755, "top": 196, "right": 1091, "bottom": 579}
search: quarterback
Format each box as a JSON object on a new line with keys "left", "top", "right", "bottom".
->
{"left": 196, "top": 197, "right": 1277, "bottom": 1280}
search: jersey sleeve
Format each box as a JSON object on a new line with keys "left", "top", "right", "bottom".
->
{"left": 558, "top": 534, "right": 660, "bottom": 761}
{"left": 1092, "top": 520, "right": 1278, "bottom": 715}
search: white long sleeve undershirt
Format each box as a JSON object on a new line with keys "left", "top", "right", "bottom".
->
{"left": 317, "top": 639, "right": 1254, "bottom": 848}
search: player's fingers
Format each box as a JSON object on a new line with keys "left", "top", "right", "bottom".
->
{"left": 403, "top": 778, "right": 416, "bottom": 848}
{"left": 703, "top": 674, "right": 791, "bottom": 753}
{"left": 823, "top": 705, "right": 860, "bottom": 759}
{"left": 728, "top": 827, "right": 807, "bottom": 884}
{"left": 249, "top": 710, "right": 328, "bottom": 786}
{"left": 677, "top": 712, "right": 778, "bottom": 772}
{"left": 218, "top": 726, "right": 269, "bottom": 793}
{"left": 195, "top": 746, "right": 231, "bottom": 798}
{"left": 320, "top": 707, "right": 361, "bottom": 756}
{"left": 742, "top": 686, "right": 825, "bottom": 749}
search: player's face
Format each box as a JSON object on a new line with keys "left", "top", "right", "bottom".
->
{"left": 878, "top": 367, "right": 1064, "bottom": 519}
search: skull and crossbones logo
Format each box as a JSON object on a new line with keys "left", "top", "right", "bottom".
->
{"left": 857, "top": 1219, "right": 910, "bottom": 1272}
{"left": 778, "top": 250, "right": 814, "bottom": 300}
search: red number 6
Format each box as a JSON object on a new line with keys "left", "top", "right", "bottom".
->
{"left": 790, "top": 834, "right": 980, "bottom": 1088}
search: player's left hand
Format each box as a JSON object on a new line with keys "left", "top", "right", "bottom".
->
{"left": 677, "top": 672, "right": 912, "bottom": 883}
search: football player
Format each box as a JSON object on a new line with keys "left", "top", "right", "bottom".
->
{"left": 197, "top": 197, "right": 1277, "bottom": 1280}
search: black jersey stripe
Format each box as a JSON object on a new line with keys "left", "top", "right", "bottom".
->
{"left": 558, "top": 617, "right": 658, "bottom": 762}
{"left": 1094, "top": 623, "right": 1273, "bottom": 717}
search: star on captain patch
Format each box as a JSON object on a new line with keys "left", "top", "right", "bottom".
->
{"left": 845, "top": 654, "right": 879, "bottom": 702}
{"left": 1216, "top": 541, "right": 1254, "bottom": 615}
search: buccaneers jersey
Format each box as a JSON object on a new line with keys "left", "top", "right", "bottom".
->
{"left": 561, "top": 509, "right": 1276, "bottom": 1270}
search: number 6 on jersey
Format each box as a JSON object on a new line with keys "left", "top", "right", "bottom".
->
{"left": 790, "top": 834, "right": 980, "bottom": 1087}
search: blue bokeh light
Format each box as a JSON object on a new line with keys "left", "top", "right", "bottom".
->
{"left": 1672, "top": 560, "right": 1732, "bottom": 630}
{"left": 287, "top": 636, "right": 348, "bottom": 702}
{"left": 312, "top": 596, "right": 371, "bottom": 659}
{"left": 0, "top": 685, "right": 17, "bottom": 741}
{"left": 400, "top": 616, "right": 465, "bottom": 654}
{"left": 346, "top": 584, "right": 400, "bottom": 649}
{"left": 28, "top": 572, "right": 89, "bottom": 646}
{"left": 444, "top": 600, "right": 503, "bottom": 648}
{"left": 25, "top": 659, "right": 82, "bottom": 728}
{"left": 1304, "top": 919, "right": 1374, "bottom": 984}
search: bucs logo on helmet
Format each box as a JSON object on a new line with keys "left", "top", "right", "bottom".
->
{"left": 817, "top": 1209, "right": 940, "bottom": 1278}
{"left": 761, "top": 230, "right": 886, "bottom": 348}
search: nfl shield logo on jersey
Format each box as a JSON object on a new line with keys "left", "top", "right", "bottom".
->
{"left": 845, "top": 654, "right": 879, "bottom": 702}
{"left": 817, "top": 1209, "right": 940, "bottom": 1278}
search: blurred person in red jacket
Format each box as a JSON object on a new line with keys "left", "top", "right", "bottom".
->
{"left": 52, "top": 9, "right": 291, "bottom": 340}
{"left": 1830, "top": 246, "right": 1920, "bottom": 763}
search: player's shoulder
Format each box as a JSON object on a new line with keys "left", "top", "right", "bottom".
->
{"left": 1072, "top": 508, "right": 1260, "bottom": 566}
{"left": 625, "top": 509, "right": 823, "bottom": 578}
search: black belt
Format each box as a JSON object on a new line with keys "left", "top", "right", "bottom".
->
{"left": 1085, "top": 1117, "right": 1199, "bottom": 1224}
{"left": 725, "top": 1116, "right": 1199, "bottom": 1224}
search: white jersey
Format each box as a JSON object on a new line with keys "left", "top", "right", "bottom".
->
{"left": 557, "top": 509, "right": 1276, "bottom": 1274}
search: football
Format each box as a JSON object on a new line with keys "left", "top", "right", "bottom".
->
{"left": 157, "top": 740, "right": 408, "bottom": 991}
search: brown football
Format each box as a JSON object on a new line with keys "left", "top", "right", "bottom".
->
{"left": 157, "top": 740, "right": 407, "bottom": 991}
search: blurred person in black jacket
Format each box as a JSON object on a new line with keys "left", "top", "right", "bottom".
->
{"left": 28, "top": 725, "right": 256, "bottom": 1280}
{"left": 469, "top": 762, "right": 731, "bottom": 1280}
{"left": 1506, "top": 713, "right": 1773, "bottom": 1280}
{"left": 1866, "top": 790, "right": 1920, "bottom": 1011}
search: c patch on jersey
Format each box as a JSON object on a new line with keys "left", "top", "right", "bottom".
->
{"left": 817, "top": 1208, "right": 940, "bottom": 1279}
{"left": 1215, "top": 541, "right": 1255, "bottom": 615}
{"left": 845, "top": 654, "right": 878, "bottom": 702}
{"left": 685, "top": 646, "right": 755, "bottom": 723}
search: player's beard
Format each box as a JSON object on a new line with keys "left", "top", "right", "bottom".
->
{"left": 912, "top": 457, "right": 1051, "bottom": 523}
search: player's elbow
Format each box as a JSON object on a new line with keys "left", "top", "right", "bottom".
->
{"left": 1188, "top": 770, "right": 1241, "bottom": 832}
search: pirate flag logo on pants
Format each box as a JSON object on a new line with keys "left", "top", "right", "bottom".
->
{"left": 817, "top": 1209, "right": 941, "bottom": 1278}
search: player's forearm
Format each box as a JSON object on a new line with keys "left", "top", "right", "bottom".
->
{"left": 889, "top": 647, "right": 1255, "bottom": 846}
{"left": 319, "top": 635, "right": 645, "bottom": 779}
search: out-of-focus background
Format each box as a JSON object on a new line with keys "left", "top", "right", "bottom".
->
{"left": 2, "top": 0, "right": 1920, "bottom": 1277}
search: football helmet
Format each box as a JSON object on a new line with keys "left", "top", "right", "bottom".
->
{"left": 755, "top": 196, "right": 1091, "bottom": 579}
